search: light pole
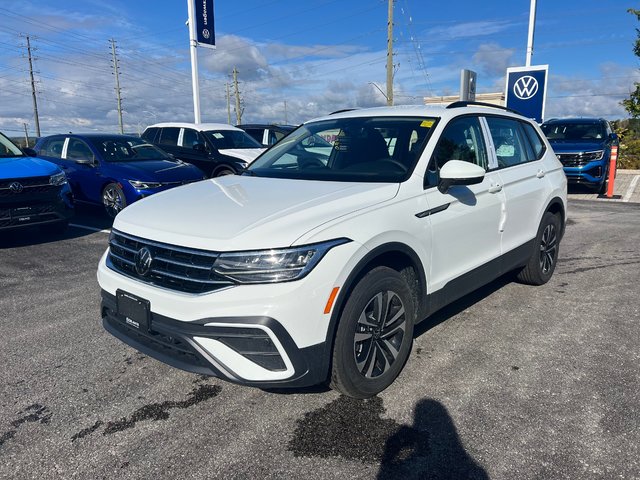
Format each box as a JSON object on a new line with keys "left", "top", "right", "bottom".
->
{"left": 525, "top": 0, "right": 537, "bottom": 66}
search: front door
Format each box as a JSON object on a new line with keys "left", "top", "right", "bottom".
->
{"left": 422, "top": 115, "right": 505, "bottom": 305}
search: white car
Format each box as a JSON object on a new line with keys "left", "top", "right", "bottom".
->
{"left": 141, "top": 122, "right": 266, "bottom": 177}
{"left": 98, "top": 102, "right": 567, "bottom": 398}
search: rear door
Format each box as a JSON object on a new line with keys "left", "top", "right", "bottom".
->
{"left": 484, "top": 116, "right": 551, "bottom": 257}
{"left": 63, "top": 137, "right": 101, "bottom": 203}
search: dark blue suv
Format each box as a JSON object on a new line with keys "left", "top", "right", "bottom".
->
{"left": 541, "top": 118, "right": 618, "bottom": 193}
{"left": 34, "top": 134, "right": 205, "bottom": 217}
{"left": 0, "top": 131, "right": 73, "bottom": 233}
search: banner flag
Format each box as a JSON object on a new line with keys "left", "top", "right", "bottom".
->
{"left": 195, "top": 0, "right": 215, "bottom": 48}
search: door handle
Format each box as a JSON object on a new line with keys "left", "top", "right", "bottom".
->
{"left": 536, "top": 169, "right": 546, "bottom": 178}
{"left": 488, "top": 184, "right": 502, "bottom": 193}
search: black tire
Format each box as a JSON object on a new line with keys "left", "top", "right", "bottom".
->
{"left": 102, "top": 183, "right": 127, "bottom": 218}
{"left": 212, "top": 167, "right": 236, "bottom": 177}
{"left": 517, "top": 212, "right": 561, "bottom": 285}
{"left": 330, "top": 266, "right": 415, "bottom": 398}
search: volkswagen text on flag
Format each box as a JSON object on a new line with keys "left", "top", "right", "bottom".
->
{"left": 505, "top": 65, "right": 549, "bottom": 123}
{"left": 195, "top": 0, "right": 215, "bottom": 48}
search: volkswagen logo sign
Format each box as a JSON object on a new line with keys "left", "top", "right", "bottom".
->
{"left": 9, "top": 182, "right": 24, "bottom": 194}
{"left": 202, "top": 29, "right": 210, "bottom": 39}
{"left": 513, "top": 76, "right": 539, "bottom": 100}
{"left": 134, "top": 247, "right": 153, "bottom": 276}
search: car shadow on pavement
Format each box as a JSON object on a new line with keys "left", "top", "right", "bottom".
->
{"left": 376, "top": 398, "right": 489, "bottom": 480}
{"left": 0, "top": 205, "right": 113, "bottom": 249}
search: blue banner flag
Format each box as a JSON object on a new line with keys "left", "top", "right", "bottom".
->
{"left": 195, "top": 0, "right": 215, "bottom": 48}
{"left": 505, "top": 65, "right": 548, "bottom": 123}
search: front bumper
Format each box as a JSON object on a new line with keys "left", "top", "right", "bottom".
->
{"left": 0, "top": 183, "right": 74, "bottom": 230}
{"left": 563, "top": 161, "right": 607, "bottom": 186}
{"left": 100, "top": 290, "right": 328, "bottom": 389}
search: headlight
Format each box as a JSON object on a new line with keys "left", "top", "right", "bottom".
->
{"left": 49, "top": 172, "right": 67, "bottom": 186}
{"left": 128, "top": 179, "right": 163, "bottom": 189}
{"left": 213, "top": 238, "right": 350, "bottom": 283}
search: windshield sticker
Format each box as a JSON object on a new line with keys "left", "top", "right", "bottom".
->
{"left": 420, "top": 120, "right": 435, "bottom": 128}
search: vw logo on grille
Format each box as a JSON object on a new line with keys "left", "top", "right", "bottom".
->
{"left": 134, "top": 247, "right": 153, "bottom": 276}
{"left": 513, "top": 76, "right": 539, "bottom": 100}
{"left": 9, "top": 182, "right": 24, "bottom": 194}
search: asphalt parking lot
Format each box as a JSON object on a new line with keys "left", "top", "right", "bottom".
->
{"left": 1, "top": 199, "right": 639, "bottom": 480}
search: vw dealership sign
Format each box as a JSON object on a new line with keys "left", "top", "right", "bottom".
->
{"left": 505, "top": 65, "right": 548, "bottom": 123}
{"left": 195, "top": 0, "right": 215, "bottom": 48}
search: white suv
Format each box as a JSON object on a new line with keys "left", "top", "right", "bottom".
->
{"left": 98, "top": 103, "right": 567, "bottom": 398}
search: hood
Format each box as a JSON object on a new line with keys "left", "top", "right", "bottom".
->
{"left": 548, "top": 141, "right": 605, "bottom": 153}
{"left": 0, "top": 156, "right": 60, "bottom": 180}
{"left": 219, "top": 148, "right": 266, "bottom": 164}
{"left": 114, "top": 175, "right": 399, "bottom": 251}
{"left": 106, "top": 159, "right": 204, "bottom": 182}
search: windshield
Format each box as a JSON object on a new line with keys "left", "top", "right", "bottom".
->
{"left": 246, "top": 116, "right": 436, "bottom": 182}
{"left": 203, "top": 130, "right": 263, "bottom": 149}
{"left": 0, "top": 132, "right": 25, "bottom": 158}
{"left": 541, "top": 122, "right": 606, "bottom": 142}
{"left": 88, "top": 136, "right": 172, "bottom": 162}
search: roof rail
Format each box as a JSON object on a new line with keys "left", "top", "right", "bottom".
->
{"left": 329, "top": 108, "right": 358, "bottom": 115}
{"left": 446, "top": 101, "right": 522, "bottom": 116}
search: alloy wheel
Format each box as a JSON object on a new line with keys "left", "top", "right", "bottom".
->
{"left": 353, "top": 290, "right": 406, "bottom": 378}
{"left": 539, "top": 223, "right": 558, "bottom": 274}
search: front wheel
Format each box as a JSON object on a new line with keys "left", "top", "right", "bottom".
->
{"left": 102, "top": 183, "right": 127, "bottom": 219}
{"left": 517, "top": 212, "right": 561, "bottom": 285}
{"left": 212, "top": 167, "right": 236, "bottom": 177}
{"left": 330, "top": 266, "right": 415, "bottom": 398}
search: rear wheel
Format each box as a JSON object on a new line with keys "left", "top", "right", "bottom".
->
{"left": 517, "top": 212, "right": 561, "bottom": 285}
{"left": 330, "top": 266, "right": 415, "bottom": 398}
{"left": 102, "top": 183, "right": 127, "bottom": 218}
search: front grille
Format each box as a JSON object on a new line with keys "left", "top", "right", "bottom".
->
{"left": 108, "top": 229, "right": 235, "bottom": 294}
{"left": 557, "top": 150, "right": 604, "bottom": 167}
{"left": 0, "top": 176, "right": 58, "bottom": 197}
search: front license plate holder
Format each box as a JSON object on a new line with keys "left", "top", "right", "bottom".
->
{"left": 116, "top": 289, "right": 151, "bottom": 332}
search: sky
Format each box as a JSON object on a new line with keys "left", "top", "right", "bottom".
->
{"left": 0, "top": 0, "right": 639, "bottom": 137}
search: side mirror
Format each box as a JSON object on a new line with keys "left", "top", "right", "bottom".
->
{"left": 609, "top": 133, "right": 618, "bottom": 143}
{"left": 22, "top": 147, "right": 37, "bottom": 157}
{"left": 193, "top": 142, "right": 207, "bottom": 153}
{"left": 438, "top": 160, "right": 486, "bottom": 194}
{"left": 75, "top": 158, "right": 95, "bottom": 166}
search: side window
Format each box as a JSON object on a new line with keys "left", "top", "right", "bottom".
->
{"left": 43, "top": 138, "right": 66, "bottom": 158}
{"left": 66, "top": 138, "right": 94, "bottom": 161}
{"left": 486, "top": 117, "right": 529, "bottom": 168}
{"left": 245, "top": 129, "right": 263, "bottom": 144}
{"left": 158, "top": 127, "right": 180, "bottom": 146}
{"left": 182, "top": 128, "right": 199, "bottom": 148}
{"left": 521, "top": 121, "right": 546, "bottom": 160}
{"left": 430, "top": 116, "right": 487, "bottom": 170}
{"left": 142, "top": 127, "right": 159, "bottom": 143}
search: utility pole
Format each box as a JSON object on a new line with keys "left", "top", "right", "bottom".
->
{"left": 23, "top": 123, "right": 29, "bottom": 147}
{"left": 25, "top": 36, "right": 40, "bottom": 137}
{"left": 284, "top": 101, "right": 288, "bottom": 124}
{"left": 226, "top": 83, "right": 231, "bottom": 124}
{"left": 233, "top": 67, "right": 242, "bottom": 125}
{"left": 525, "top": 0, "right": 537, "bottom": 66}
{"left": 386, "top": 0, "right": 394, "bottom": 106}
{"left": 110, "top": 39, "right": 124, "bottom": 134}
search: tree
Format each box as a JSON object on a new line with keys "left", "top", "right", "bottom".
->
{"left": 622, "top": 9, "right": 640, "bottom": 117}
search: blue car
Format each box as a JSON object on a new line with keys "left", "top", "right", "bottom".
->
{"left": 34, "top": 134, "right": 205, "bottom": 217}
{"left": 541, "top": 118, "right": 619, "bottom": 194}
{"left": 1, "top": 131, "right": 73, "bottom": 233}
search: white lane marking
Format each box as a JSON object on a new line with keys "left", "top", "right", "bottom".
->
{"left": 622, "top": 175, "right": 640, "bottom": 203}
{"left": 69, "top": 223, "right": 111, "bottom": 234}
